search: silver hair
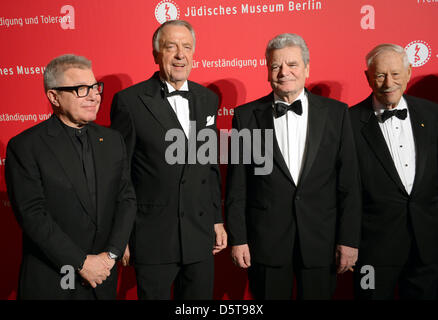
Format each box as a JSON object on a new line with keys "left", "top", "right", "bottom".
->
{"left": 44, "top": 54, "right": 92, "bottom": 91}
{"left": 265, "top": 33, "right": 310, "bottom": 65}
{"left": 366, "top": 43, "right": 410, "bottom": 69}
{"left": 152, "top": 20, "right": 196, "bottom": 53}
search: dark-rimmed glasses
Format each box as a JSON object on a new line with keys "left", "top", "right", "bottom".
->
{"left": 52, "top": 82, "right": 104, "bottom": 98}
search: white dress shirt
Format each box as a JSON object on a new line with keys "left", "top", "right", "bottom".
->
{"left": 273, "top": 89, "right": 308, "bottom": 184}
{"left": 165, "top": 81, "right": 190, "bottom": 138}
{"left": 373, "top": 95, "right": 416, "bottom": 194}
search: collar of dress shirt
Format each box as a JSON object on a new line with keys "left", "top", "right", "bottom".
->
{"left": 273, "top": 88, "right": 306, "bottom": 107}
{"left": 162, "top": 79, "right": 189, "bottom": 93}
{"left": 372, "top": 94, "right": 408, "bottom": 117}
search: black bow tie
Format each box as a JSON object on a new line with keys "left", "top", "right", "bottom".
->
{"left": 274, "top": 100, "right": 302, "bottom": 118}
{"left": 165, "top": 90, "right": 191, "bottom": 99}
{"left": 380, "top": 108, "right": 407, "bottom": 122}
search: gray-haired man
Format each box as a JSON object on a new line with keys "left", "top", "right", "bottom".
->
{"left": 111, "top": 20, "right": 226, "bottom": 300}
{"left": 5, "top": 54, "right": 136, "bottom": 299}
{"left": 225, "top": 33, "right": 361, "bottom": 299}
{"left": 350, "top": 43, "right": 438, "bottom": 299}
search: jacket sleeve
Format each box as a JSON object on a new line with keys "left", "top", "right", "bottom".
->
{"left": 209, "top": 94, "right": 223, "bottom": 224}
{"left": 336, "top": 105, "right": 362, "bottom": 248}
{"left": 105, "top": 134, "right": 137, "bottom": 258}
{"left": 225, "top": 109, "right": 248, "bottom": 245}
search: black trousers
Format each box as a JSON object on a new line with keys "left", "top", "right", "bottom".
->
{"left": 354, "top": 242, "right": 438, "bottom": 300}
{"left": 134, "top": 256, "right": 214, "bottom": 300}
{"left": 248, "top": 234, "right": 336, "bottom": 300}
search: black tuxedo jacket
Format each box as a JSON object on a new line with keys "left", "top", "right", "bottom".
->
{"left": 110, "top": 72, "right": 222, "bottom": 265}
{"left": 225, "top": 91, "right": 361, "bottom": 268}
{"left": 5, "top": 115, "right": 136, "bottom": 299}
{"left": 349, "top": 94, "right": 438, "bottom": 266}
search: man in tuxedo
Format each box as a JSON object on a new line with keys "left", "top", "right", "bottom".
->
{"left": 225, "top": 33, "right": 361, "bottom": 299}
{"left": 110, "top": 20, "right": 227, "bottom": 300}
{"left": 349, "top": 44, "right": 438, "bottom": 299}
{"left": 5, "top": 54, "right": 136, "bottom": 299}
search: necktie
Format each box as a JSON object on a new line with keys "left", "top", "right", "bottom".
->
{"left": 75, "top": 129, "right": 96, "bottom": 211}
{"left": 274, "top": 100, "right": 302, "bottom": 118}
{"left": 165, "top": 90, "right": 191, "bottom": 99}
{"left": 380, "top": 108, "right": 407, "bottom": 122}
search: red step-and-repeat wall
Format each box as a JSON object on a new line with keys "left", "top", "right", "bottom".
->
{"left": 1, "top": 0, "right": 437, "bottom": 300}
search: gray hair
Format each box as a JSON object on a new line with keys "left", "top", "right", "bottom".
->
{"left": 366, "top": 43, "right": 410, "bottom": 69}
{"left": 265, "top": 33, "right": 309, "bottom": 65}
{"left": 152, "top": 20, "right": 196, "bottom": 53}
{"left": 44, "top": 54, "right": 92, "bottom": 91}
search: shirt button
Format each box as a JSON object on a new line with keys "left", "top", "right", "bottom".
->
{"left": 405, "top": 164, "right": 408, "bottom": 167}
{"left": 400, "top": 145, "right": 403, "bottom": 148}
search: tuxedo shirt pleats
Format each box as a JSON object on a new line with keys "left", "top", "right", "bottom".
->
{"left": 273, "top": 90, "right": 308, "bottom": 184}
{"left": 373, "top": 96, "right": 416, "bottom": 194}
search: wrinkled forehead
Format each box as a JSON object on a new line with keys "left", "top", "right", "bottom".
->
{"left": 268, "top": 46, "right": 305, "bottom": 64}
{"left": 159, "top": 25, "right": 194, "bottom": 44}
{"left": 369, "top": 51, "right": 406, "bottom": 71}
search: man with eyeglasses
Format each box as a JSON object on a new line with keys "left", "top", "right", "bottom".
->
{"left": 5, "top": 54, "right": 136, "bottom": 299}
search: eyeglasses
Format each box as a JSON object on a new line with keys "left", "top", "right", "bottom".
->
{"left": 52, "top": 82, "right": 104, "bottom": 98}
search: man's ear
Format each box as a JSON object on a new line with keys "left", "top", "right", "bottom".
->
{"left": 364, "top": 70, "right": 371, "bottom": 85}
{"left": 153, "top": 50, "right": 159, "bottom": 64}
{"left": 46, "top": 90, "right": 59, "bottom": 107}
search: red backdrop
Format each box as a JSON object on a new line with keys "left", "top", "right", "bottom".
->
{"left": 1, "top": 0, "right": 437, "bottom": 300}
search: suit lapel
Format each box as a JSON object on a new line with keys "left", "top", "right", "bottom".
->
{"left": 88, "top": 124, "right": 107, "bottom": 228}
{"left": 139, "top": 74, "right": 186, "bottom": 136}
{"left": 298, "top": 92, "right": 328, "bottom": 186}
{"left": 188, "top": 82, "right": 206, "bottom": 135}
{"left": 359, "top": 97, "right": 407, "bottom": 194}
{"left": 406, "top": 96, "right": 428, "bottom": 196}
{"left": 41, "top": 116, "right": 96, "bottom": 224}
{"left": 253, "top": 94, "right": 295, "bottom": 186}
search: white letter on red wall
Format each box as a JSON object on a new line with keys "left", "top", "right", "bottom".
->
{"left": 60, "top": 5, "right": 75, "bottom": 30}
{"left": 360, "top": 5, "right": 375, "bottom": 30}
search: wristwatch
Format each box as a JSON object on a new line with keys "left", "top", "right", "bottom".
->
{"left": 107, "top": 252, "right": 118, "bottom": 260}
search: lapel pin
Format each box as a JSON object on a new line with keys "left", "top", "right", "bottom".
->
{"left": 420, "top": 123, "right": 425, "bottom": 127}
{"left": 99, "top": 138, "right": 104, "bottom": 142}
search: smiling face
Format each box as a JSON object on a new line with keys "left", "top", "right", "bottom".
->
{"left": 154, "top": 24, "right": 194, "bottom": 90}
{"left": 366, "top": 50, "right": 412, "bottom": 109}
{"left": 267, "top": 46, "right": 309, "bottom": 103}
{"left": 47, "top": 67, "right": 100, "bottom": 128}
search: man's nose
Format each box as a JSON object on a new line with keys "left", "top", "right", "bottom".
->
{"left": 383, "top": 74, "right": 394, "bottom": 88}
{"left": 175, "top": 46, "right": 184, "bottom": 59}
{"left": 278, "top": 63, "right": 289, "bottom": 77}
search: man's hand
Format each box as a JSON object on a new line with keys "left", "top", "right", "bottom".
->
{"left": 231, "top": 244, "right": 251, "bottom": 268}
{"left": 336, "top": 245, "right": 358, "bottom": 274}
{"left": 213, "top": 223, "right": 227, "bottom": 255}
{"left": 98, "top": 252, "right": 116, "bottom": 270}
{"left": 121, "top": 245, "right": 130, "bottom": 267}
{"left": 78, "top": 254, "right": 111, "bottom": 288}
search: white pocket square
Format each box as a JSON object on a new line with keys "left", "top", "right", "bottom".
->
{"left": 206, "top": 115, "right": 215, "bottom": 126}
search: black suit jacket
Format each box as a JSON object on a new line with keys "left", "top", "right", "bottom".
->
{"left": 110, "top": 72, "right": 222, "bottom": 265}
{"left": 5, "top": 115, "right": 136, "bottom": 299}
{"left": 349, "top": 94, "right": 438, "bottom": 266}
{"left": 225, "top": 91, "right": 361, "bottom": 268}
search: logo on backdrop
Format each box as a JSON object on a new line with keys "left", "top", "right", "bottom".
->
{"left": 405, "top": 40, "right": 431, "bottom": 67}
{"left": 155, "top": 0, "right": 180, "bottom": 24}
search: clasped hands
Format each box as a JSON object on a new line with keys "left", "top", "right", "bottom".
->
{"left": 78, "top": 252, "right": 116, "bottom": 288}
